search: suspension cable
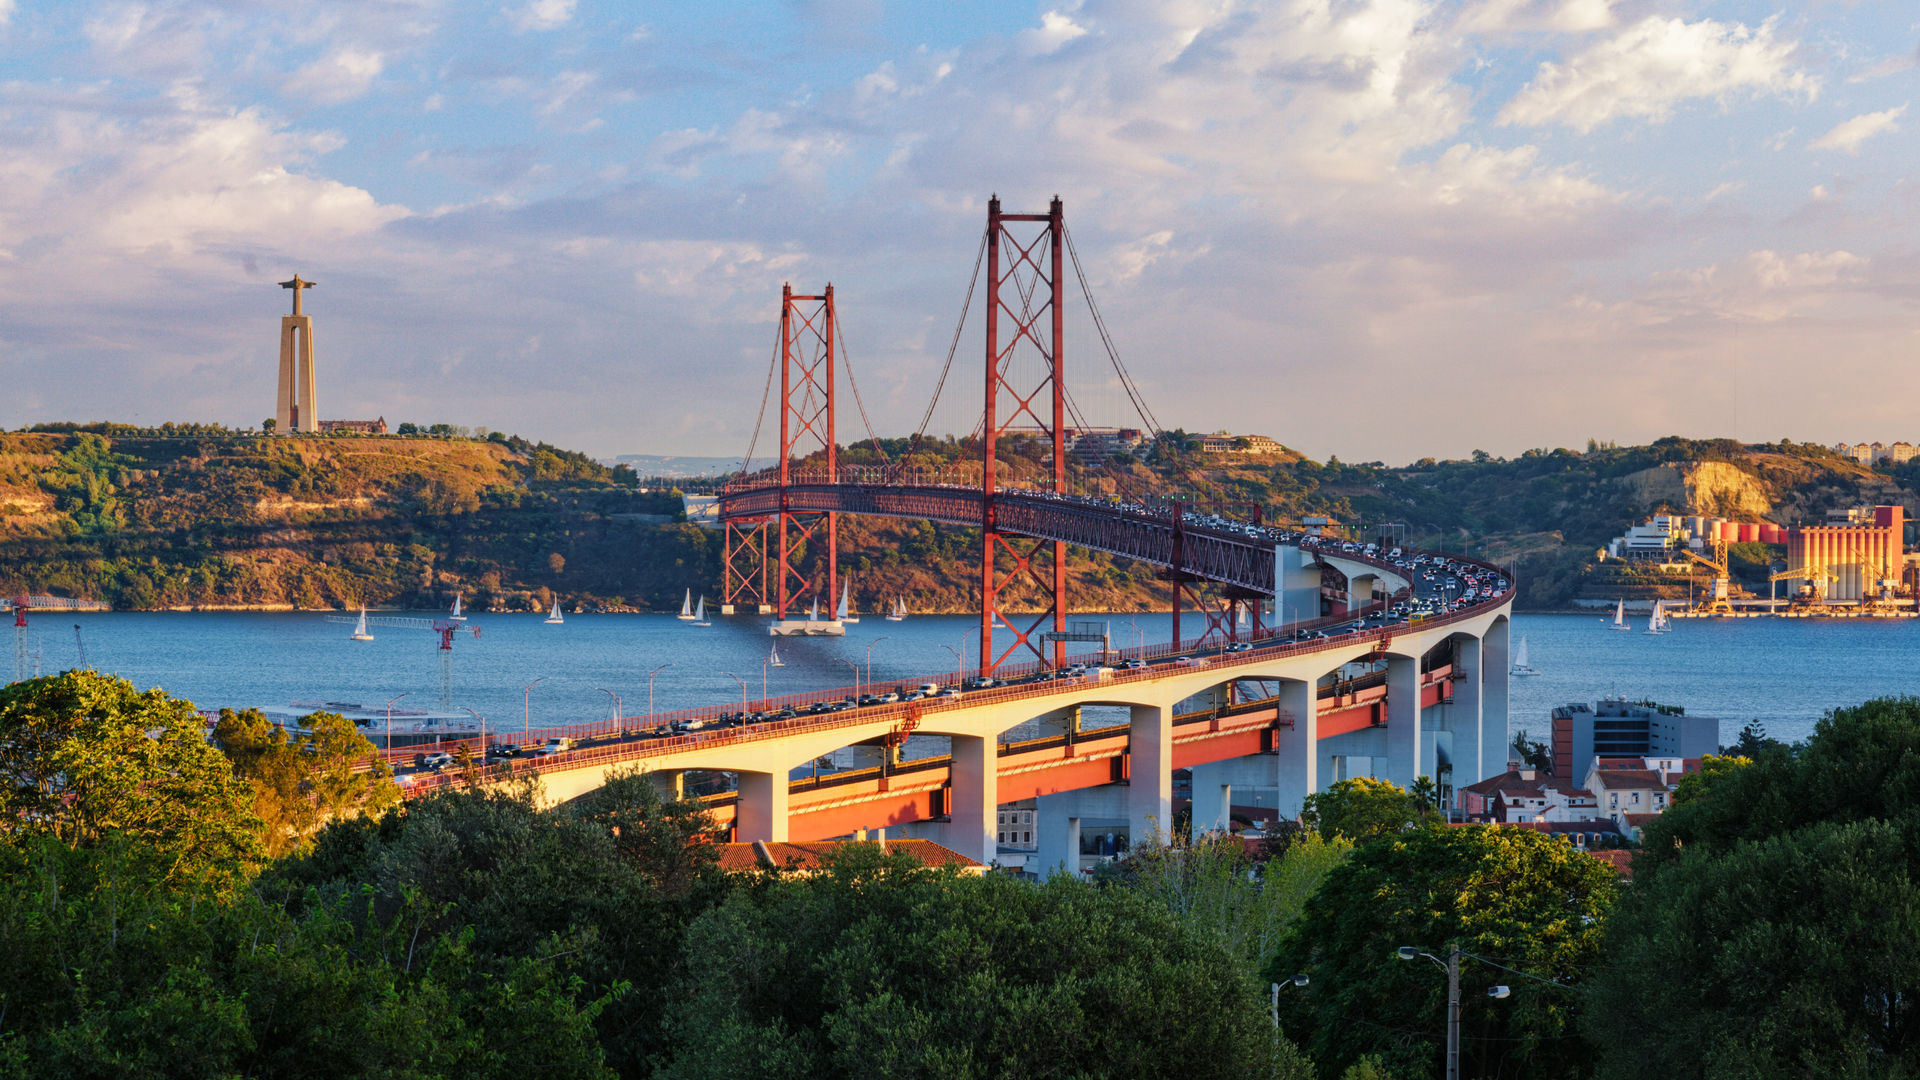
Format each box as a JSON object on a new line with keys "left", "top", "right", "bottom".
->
{"left": 835, "top": 316, "right": 891, "bottom": 466}
{"left": 737, "top": 319, "right": 782, "bottom": 480}
{"left": 908, "top": 226, "right": 989, "bottom": 456}
{"left": 1064, "top": 224, "right": 1163, "bottom": 437}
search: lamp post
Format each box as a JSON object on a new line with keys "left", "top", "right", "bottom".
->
{"left": 723, "top": 671, "right": 747, "bottom": 712}
{"left": 522, "top": 676, "right": 544, "bottom": 743}
{"left": 648, "top": 662, "right": 672, "bottom": 717}
{"left": 595, "top": 687, "right": 620, "bottom": 735}
{"left": 940, "top": 644, "right": 962, "bottom": 680}
{"left": 1270, "top": 973, "right": 1308, "bottom": 1028}
{"left": 460, "top": 706, "right": 486, "bottom": 759}
{"left": 1127, "top": 615, "right": 1144, "bottom": 655}
{"left": 840, "top": 658, "right": 860, "bottom": 699}
{"left": 384, "top": 691, "right": 410, "bottom": 753}
{"left": 1396, "top": 945, "right": 1511, "bottom": 1080}
{"left": 865, "top": 636, "right": 887, "bottom": 694}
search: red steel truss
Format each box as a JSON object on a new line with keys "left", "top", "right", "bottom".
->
{"left": 722, "top": 519, "right": 770, "bottom": 611}
{"left": 775, "top": 284, "right": 837, "bottom": 619}
{"left": 980, "top": 196, "right": 1068, "bottom": 673}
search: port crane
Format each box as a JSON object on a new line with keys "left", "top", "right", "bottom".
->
{"left": 1768, "top": 564, "right": 1835, "bottom": 608}
{"left": 1682, "top": 538, "right": 1735, "bottom": 615}
{"left": 11, "top": 593, "right": 110, "bottom": 682}
{"left": 324, "top": 595, "right": 480, "bottom": 709}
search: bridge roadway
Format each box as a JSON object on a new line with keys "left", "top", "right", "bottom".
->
{"left": 410, "top": 581, "right": 1511, "bottom": 871}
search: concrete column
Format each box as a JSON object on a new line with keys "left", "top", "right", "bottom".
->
{"left": 735, "top": 770, "right": 789, "bottom": 842}
{"left": 1189, "top": 771, "right": 1233, "bottom": 833}
{"left": 1037, "top": 811, "right": 1082, "bottom": 879}
{"left": 1275, "top": 546, "right": 1322, "bottom": 630}
{"left": 945, "top": 734, "right": 997, "bottom": 865}
{"left": 1449, "top": 636, "right": 1483, "bottom": 804}
{"left": 1384, "top": 654, "right": 1423, "bottom": 789}
{"left": 1479, "top": 619, "right": 1511, "bottom": 781}
{"left": 1276, "top": 679, "right": 1318, "bottom": 819}
{"left": 1129, "top": 703, "right": 1172, "bottom": 847}
{"left": 1350, "top": 576, "right": 1375, "bottom": 613}
{"left": 298, "top": 320, "right": 318, "bottom": 432}
{"left": 646, "top": 769, "right": 685, "bottom": 800}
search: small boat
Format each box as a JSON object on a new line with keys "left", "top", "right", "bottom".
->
{"left": 1510, "top": 635, "right": 1540, "bottom": 676}
{"left": 1610, "top": 599, "right": 1630, "bottom": 632}
{"left": 349, "top": 607, "right": 375, "bottom": 642}
{"left": 836, "top": 581, "right": 859, "bottom": 624}
{"left": 545, "top": 599, "right": 564, "bottom": 625}
{"left": 885, "top": 597, "right": 907, "bottom": 622}
{"left": 677, "top": 589, "right": 697, "bottom": 621}
{"left": 769, "top": 642, "right": 785, "bottom": 668}
{"left": 690, "top": 595, "right": 710, "bottom": 627}
{"left": 449, "top": 593, "right": 466, "bottom": 621}
{"left": 1643, "top": 600, "right": 1669, "bottom": 635}
{"left": 808, "top": 597, "right": 820, "bottom": 621}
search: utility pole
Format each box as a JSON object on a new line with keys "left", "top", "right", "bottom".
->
{"left": 1447, "top": 946, "right": 1461, "bottom": 1080}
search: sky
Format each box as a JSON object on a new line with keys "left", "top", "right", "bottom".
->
{"left": 1, "top": 0, "right": 1915, "bottom": 466}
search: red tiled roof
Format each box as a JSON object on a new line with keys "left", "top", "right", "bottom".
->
{"left": 1585, "top": 849, "right": 1634, "bottom": 877}
{"left": 1594, "top": 769, "right": 1666, "bottom": 788}
{"left": 1621, "top": 813, "right": 1659, "bottom": 826}
{"left": 713, "top": 839, "right": 986, "bottom": 874}
{"left": 1461, "top": 770, "right": 1534, "bottom": 795}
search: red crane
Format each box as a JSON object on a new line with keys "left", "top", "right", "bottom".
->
{"left": 324, "top": 594, "right": 480, "bottom": 709}
{"left": 12, "top": 593, "right": 110, "bottom": 682}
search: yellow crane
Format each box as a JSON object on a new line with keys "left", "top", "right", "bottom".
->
{"left": 1769, "top": 563, "right": 1834, "bottom": 607}
{"left": 1683, "top": 538, "right": 1735, "bottom": 615}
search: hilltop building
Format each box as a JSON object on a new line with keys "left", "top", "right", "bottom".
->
{"left": 1834, "top": 441, "right": 1917, "bottom": 466}
{"left": 1196, "top": 431, "right": 1285, "bottom": 454}
{"left": 1550, "top": 698, "right": 1718, "bottom": 781}
{"left": 318, "top": 417, "right": 388, "bottom": 435}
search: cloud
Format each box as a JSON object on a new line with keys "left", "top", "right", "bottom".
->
{"left": 508, "top": 0, "right": 575, "bottom": 33}
{"left": 283, "top": 49, "right": 386, "bottom": 104}
{"left": 1809, "top": 104, "right": 1906, "bottom": 154}
{"left": 1457, "top": 0, "right": 1614, "bottom": 35}
{"left": 1498, "top": 15, "right": 1815, "bottom": 132}
{"left": 1020, "top": 10, "right": 1088, "bottom": 56}
{"left": 0, "top": 0, "right": 14, "bottom": 27}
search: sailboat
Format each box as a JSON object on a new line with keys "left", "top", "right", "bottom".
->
{"left": 808, "top": 597, "right": 820, "bottom": 621}
{"left": 449, "top": 594, "right": 465, "bottom": 620}
{"left": 1644, "top": 600, "right": 1670, "bottom": 635}
{"left": 545, "top": 599, "right": 564, "bottom": 625}
{"left": 769, "top": 642, "right": 785, "bottom": 668}
{"left": 1510, "top": 635, "right": 1540, "bottom": 676}
{"left": 836, "top": 581, "right": 859, "bottom": 624}
{"left": 691, "top": 596, "right": 710, "bottom": 628}
{"left": 349, "top": 608, "right": 375, "bottom": 642}
{"left": 886, "top": 597, "right": 907, "bottom": 622}
{"left": 677, "top": 589, "right": 697, "bottom": 621}
{"left": 1610, "top": 599, "right": 1630, "bottom": 632}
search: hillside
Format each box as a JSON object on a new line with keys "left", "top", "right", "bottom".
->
{"left": 4, "top": 427, "right": 1913, "bottom": 614}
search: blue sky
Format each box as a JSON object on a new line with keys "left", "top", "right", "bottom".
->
{"left": 1, "top": 0, "right": 1915, "bottom": 463}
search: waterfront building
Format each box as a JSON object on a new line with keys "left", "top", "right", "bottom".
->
{"left": 1787, "top": 505, "right": 1905, "bottom": 601}
{"left": 1550, "top": 698, "right": 1719, "bottom": 781}
{"left": 1583, "top": 756, "right": 1701, "bottom": 841}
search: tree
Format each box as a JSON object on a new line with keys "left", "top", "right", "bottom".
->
{"left": 658, "top": 845, "right": 1309, "bottom": 1079}
{"left": 1301, "top": 776, "right": 1421, "bottom": 841}
{"left": 1512, "top": 727, "right": 1552, "bottom": 773}
{"left": 1124, "top": 827, "right": 1352, "bottom": 973}
{"left": 213, "top": 708, "right": 401, "bottom": 857}
{"left": 262, "top": 417, "right": 276, "bottom": 434}
{"left": 1588, "top": 819, "right": 1920, "bottom": 1079}
{"left": 1268, "top": 825, "right": 1616, "bottom": 1079}
{"left": 0, "top": 671, "right": 262, "bottom": 891}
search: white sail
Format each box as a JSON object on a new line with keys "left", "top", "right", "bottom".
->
{"left": 1511, "top": 635, "right": 1539, "bottom": 675}
{"left": 886, "top": 596, "right": 907, "bottom": 621}
{"left": 1611, "top": 599, "right": 1629, "bottom": 631}
{"left": 545, "top": 599, "right": 564, "bottom": 625}
{"left": 769, "top": 642, "right": 784, "bottom": 667}
{"left": 350, "top": 608, "right": 374, "bottom": 641}
{"left": 808, "top": 597, "right": 819, "bottom": 621}
{"left": 692, "top": 595, "right": 709, "bottom": 626}
{"left": 449, "top": 594, "right": 465, "bottom": 620}
{"left": 1644, "top": 600, "right": 1667, "bottom": 635}
{"left": 836, "top": 581, "right": 859, "bottom": 622}
{"left": 678, "top": 589, "right": 695, "bottom": 620}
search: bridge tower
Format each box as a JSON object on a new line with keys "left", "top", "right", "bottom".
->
{"left": 773, "top": 283, "right": 837, "bottom": 619}
{"left": 980, "top": 196, "right": 1068, "bottom": 673}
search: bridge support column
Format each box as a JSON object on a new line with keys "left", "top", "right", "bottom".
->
{"left": 1385, "top": 654, "right": 1423, "bottom": 790}
{"left": 1350, "top": 576, "right": 1375, "bottom": 614}
{"left": 1276, "top": 679, "right": 1318, "bottom": 820}
{"left": 647, "top": 769, "right": 685, "bottom": 800}
{"left": 1190, "top": 774, "right": 1232, "bottom": 834}
{"left": 1480, "top": 619, "right": 1511, "bottom": 782}
{"left": 1448, "top": 637, "right": 1483, "bottom": 812}
{"left": 1036, "top": 786, "right": 1128, "bottom": 879}
{"left": 1129, "top": 704, "right": 1172, "bottom": 847}
{"left": 944, "top": 735, "right": 997, "bottom": 865}
{"left": 1275, "top": 547, "right": 1322, "bottom": 629}
{"left": 735, "top": 770, "right": 789, "bottom": 843}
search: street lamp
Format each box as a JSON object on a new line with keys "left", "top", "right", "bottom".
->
{"left": 460, "top": 706, "right": 486, "bottom": 760}
{"left": 941, "top": 643, "right": 962, "bottom": 677}
{"left": 595, "top": 687, "right": 621, "bottom": 734}
{"left": 1270, "top": 973, "right": 1309, "bottom": 1028}
{"left": 865, "top": 636, "right": 888, "bottom": 694}
{"left": 384, "top": 691, "right": 410, "bottom": 753}
{"left": 840, "top": 658, "right": 860, "bottom": 699}
{"left": 648, "top": 662, "right": 672, "bottom": 717}
{"left": 722, "top": 671, "right": 747, "bottom": 712}
{"left": 1127, "top": 615, "right": 1144, "bottom": 655}
{"left": 1396, "top": 946, "right": 1512, "bottom": 1080}
{"left": 522, "top": 676, "right": 544, "bottom": 742}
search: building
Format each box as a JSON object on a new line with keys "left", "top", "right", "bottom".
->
{"left": 997, "top": 801, "right": 1037, "bottom": 851}
{"left": 1786, "top": 505, "right": 1905, "bottom": 601}
{"left": 711, "top": 836, "right": 987, "bottom": 875}
{"left": 1456, "top": 764, "right": 1597, "bottom": 824}
{"left": 1584, "top": 756, "right": 1701, "bottom": 841}
{"left": 1196, "top": 431, "right": 1286, "bottom": 455}
{"left": 1065, "top": 427, "right": 1151, "bottom": 464}
{"left": 318, "top": 416, "right": 388, "bottom": 435}
{"left": 1549, "top": 698, "right": 1719, "bottom": 781}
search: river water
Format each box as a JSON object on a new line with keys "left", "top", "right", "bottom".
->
{"left": 27, "top": 610, "right": 1918, "bottom": 749}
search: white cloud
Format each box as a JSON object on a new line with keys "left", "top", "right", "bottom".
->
{"left": 508, "top": 0, "right": 574, "bottom": 32}
{"left": 1498, "top": 15, "right": 1816, "bottom": 132}
{"left": 0, "top": 0, "right": 16, "bottom": 27}
{"left": 1809, "top": 104, "right": 1906, "bottom": 154}
{"left": 1021, "top": 10, "right": 1088, "bottom": 56}
{"left": 283, "top": 49, "right": 386, "bottom": 105}
{"left": 1458, "top": 0, "right": 1613, "bottom": 35}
